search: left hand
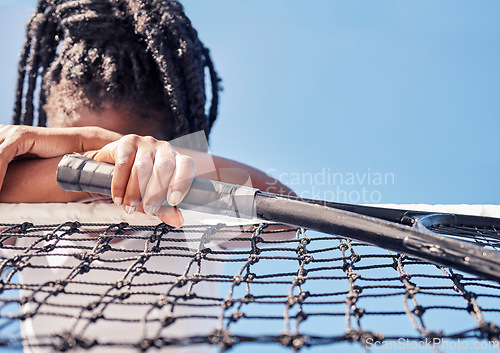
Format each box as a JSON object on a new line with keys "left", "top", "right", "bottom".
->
{"left": 86, "top": 134, "right": 196, "bottom": 227}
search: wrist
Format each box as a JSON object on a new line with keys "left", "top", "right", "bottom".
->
{"left": 70, "top": 126, "right": 122, "bottom": 152}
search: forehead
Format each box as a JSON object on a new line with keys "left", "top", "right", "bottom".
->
{"left": 47, "top": 102, "right": 169, "bottom": 140}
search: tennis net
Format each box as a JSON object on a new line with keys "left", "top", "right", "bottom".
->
{"left": 0, "top": 203, "right": 498, "bottom": 352}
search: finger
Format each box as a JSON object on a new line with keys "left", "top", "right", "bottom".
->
{"left": 157, "top": 206, "right": 184, "bottom": 228}
{"left": 0, "top": 139, "right": 13, "bottom": 192}
{"left": 142, "top": 147, "right": 176, "bottom": 216}
{"left": 90, "top": 139, "right": 137, "bottom": 207}
{"left": 0, "top": 137, "right": 24, "bottom": 191}
{"left": 122, "top": 149, "right": 154, "bottom": 214}
{"left": 110, "top": 142, "right": 138, "bottom": 206}
{"left": 166, "top": 154, "right": 196, "bottom": 206}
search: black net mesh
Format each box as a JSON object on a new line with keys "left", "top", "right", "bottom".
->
{"left": 0, "top": 221, "right": 499, "bottom": 352}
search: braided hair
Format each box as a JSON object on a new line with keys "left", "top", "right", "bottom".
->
{"left": 13, "top": 0, "right": 220, "bottom": 141}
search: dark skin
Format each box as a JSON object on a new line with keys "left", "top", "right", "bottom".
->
{"left": 0, "top": 101, "right": 294, "bottom": 227}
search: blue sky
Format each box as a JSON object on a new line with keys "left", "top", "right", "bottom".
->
{"left": 1, "top": 0, "right": 499, "bottom": 205}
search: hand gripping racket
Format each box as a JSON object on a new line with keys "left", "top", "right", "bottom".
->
{"left": 57, "top": 154, "right": 500, "bottom": 282}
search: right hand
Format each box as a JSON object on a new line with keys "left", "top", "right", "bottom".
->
{"left": 0, "top": 125, "right": 121, "bottom": 191}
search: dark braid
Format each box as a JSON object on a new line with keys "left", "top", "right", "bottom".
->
{"left": 13, "top": 0, "right": 221, "bottom": 141}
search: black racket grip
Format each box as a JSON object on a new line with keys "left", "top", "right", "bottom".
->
{"left": 56, "top": 154, "right": 258, "bottom": 219}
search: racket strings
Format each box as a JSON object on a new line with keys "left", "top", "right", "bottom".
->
{"left": 428, "top": 224, "right": 500, "bottom": 250}
{"left": 0, "top": 222, "right": 498, "bottom": 351}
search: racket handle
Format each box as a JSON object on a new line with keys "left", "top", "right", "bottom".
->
{"left": 56, "top": 154, "right": 258, "bottom": 219}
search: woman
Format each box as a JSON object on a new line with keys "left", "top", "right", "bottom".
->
{"left": 0, "top": 2, "right": 293, "bottom": 351}
{"left": 0, "top": 0, "right": 291, "bottom": 226}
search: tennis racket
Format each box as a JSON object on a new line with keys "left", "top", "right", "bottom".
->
{"left": 56, "top": 154, "right": 500, "bottom": 282}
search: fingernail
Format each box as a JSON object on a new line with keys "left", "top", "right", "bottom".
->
{"left": 125, "top": 205, "right": 136, "bottom": 214}
{"left": 113, "top": 197, "right": 123, "bottom": 206}
{"left": 144, "top": 205, "right": 160, "bottom": 216}
{"left": 168, "top": 191, "right": 182, "bottom": 206}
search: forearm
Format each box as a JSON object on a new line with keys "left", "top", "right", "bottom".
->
{"left": 0, "top": 157, "right": 93, "bottom": 203}
{"left": 175, "top": 147, "right": 295, "bottom": 195}
{"left": 0, "top": 135, "right": 293, "bottom": 204}
{"left": 53, "top": 126, "right": 123, "bottom": 152}
{"left": 0, "top": 126, "right": 122, "bottom": 203}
